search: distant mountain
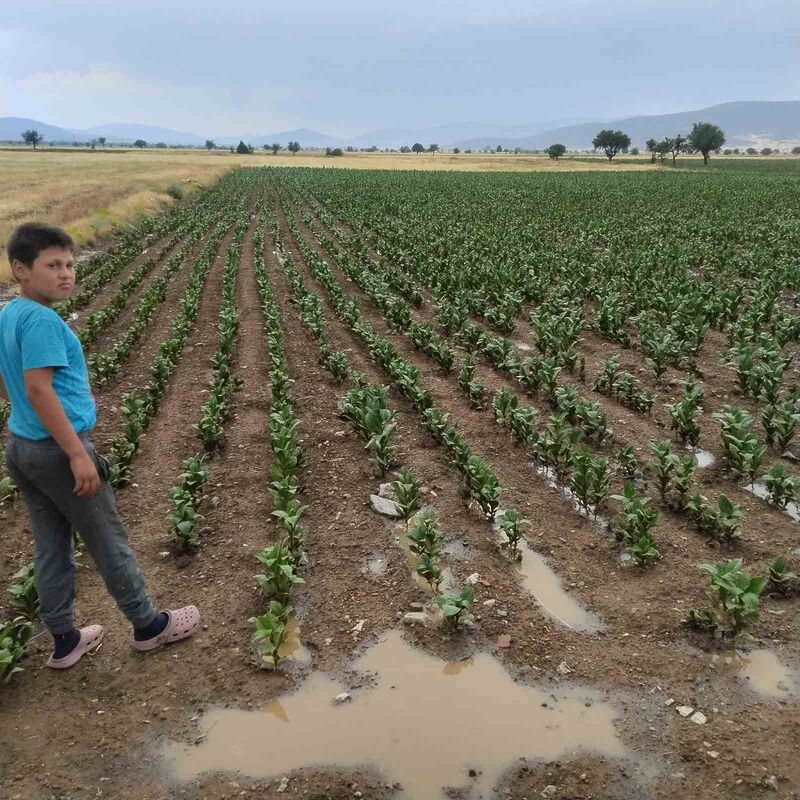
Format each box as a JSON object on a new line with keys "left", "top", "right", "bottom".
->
{"left": 82, "top": 122, "right": 205, "bottom": 146}
{"left": 453, "top": 101, "right": 800, "bottom": 151}
{"left": 215, "top": 129, "right": 347, "bottom": 149}
{"left": 0, "top": 116, "right": 206, "bottom": 145}
{"left": 0, "top": 116, "right": 80, "bottom": 143}
{"left": 350, "top": 119, "right": 587, "bottom": 149}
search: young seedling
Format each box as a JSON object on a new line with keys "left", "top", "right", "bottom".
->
{"left": 687, "top": 559, "right": 767, "bottom": 641}
{"left": 407, "top": 510, "right": 443, "bottom": 592}
{"left": 496, "top": 508, "right": 525, "bottom": 559}
{"left": 616, "top": 445, "right": 643, "bottom": 484}
{"left": 673, "top": 456, "right": 696, "bottom": 508}
{"left": 435, "top": 586, "right": 475, "bottom": 627}
{"left": 649, "top": 440, "right": 679, "bottom": 501}
{"left": 761, "top": 464, "right": 799, "bottom": 509}
{"left": 0, "top": 617, "right": 34, "bottom": 683}
{"left": 252, "top": 601, "right": 289, "bottom": 669}
{"left": 8, "top": 564, "right": 39, "bottom": 621}
{"left": 611, "top": 483, "right": 659, "bottom": 546}
{"left": 392, "top": 467, "right": 423, "bottom": 521}
{"left": 767, "top": 556, "right": 798, "bottom": 596}
{"left": 254, "top": 540, "right": 305, "bottom": 603}
{"left": 625, "top": 532, "right": 661, "bottom": 569}
{"left": 666, "top": 379, "right": 703, "bottom": 447}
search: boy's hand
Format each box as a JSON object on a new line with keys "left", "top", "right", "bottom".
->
{"left": 70, "top": 451, "right": 100, "bottom": 497}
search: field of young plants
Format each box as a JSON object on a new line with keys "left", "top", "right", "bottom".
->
{"left": 1, "top": 161, "right": 799, "bottom": 800}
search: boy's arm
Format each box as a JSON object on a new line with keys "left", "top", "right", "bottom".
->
{"left": 24, "top": 368, "right": 100, "bottom": 497}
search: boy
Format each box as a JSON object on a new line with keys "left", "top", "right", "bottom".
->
{"left": 0, "top": 223, "right": 199, "bottom": 669}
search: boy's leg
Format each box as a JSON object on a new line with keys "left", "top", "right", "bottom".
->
{"left": 5, "top": 444, "right": 77, "bottom": 635}
{"left": 7, "top": 436, "right": 158, "bottom": 631}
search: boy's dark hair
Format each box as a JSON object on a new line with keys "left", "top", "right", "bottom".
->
{"left": 7, "top": 223, "right": 74, "bottom": 267}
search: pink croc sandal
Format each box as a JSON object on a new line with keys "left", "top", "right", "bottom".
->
{"left": 132, "top": 606, "right": 200, "bottom": 652}
{"left": 47, "top": 624, "right": 105, "bottom": 670}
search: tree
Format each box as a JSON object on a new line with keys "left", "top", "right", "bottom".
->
{"left": 654, "top": 139, "right": 671, "bottom": 163}
{"left": 453, "top": 147, "right": 461, "bottom": 154}
{"left": 133, "top": 139, "right": 147, "bottom": 148}
{"left": 667, "top": 134, "right": 688, "bottom": 165}
{"left": 324, "top": 147, "right": 343, "bottom": 157}
{"left": 760, "top": 147, "right": 773, "bottom": 156}
{"left": 792, "top": 146, "right": 800, "bottom": 155}
{"left": 428, "top": 143, "right": 439, "bottom": 154}
{"left": 399, "top": 145, "right": 411, "bottom": 153}
{"left": 205, "top": 140, "right": 216, "bottom": 150}
{"left": 687, "top": 122, "right": 725, "bottom": 165}
{"left": 630, "top": 147, "right": 639, "bottom": 156}
{"left": 287, "top": 141, "right": 300, "bottom": 153}
{"left": 496, "top": 144, "right": 503, "bottom": 153}
{"left": 746, "top": 147, "right": 757, "bottom": 155}
{"left": 89, "top": 139, "right": 97, "bottom": 150}
{"left": 733, "top": 148, "right": 740, "bottom": 154}
{"left": 22, "top": 129, "right": 43, "bottom": 149}
{"left": 236, "top": 140, "right": 250, "bottom": 154}
{"left": 591, "top": 129, "right": 631, "bottom": 160}
{"left": 412, "top": 142, "right": 425, "bottom": 154}
{"left": 645, "top": 138, "right": 658, "bottom": 163}
{"left": 98, "top": 137, "right": 106, "bottom": 147}
{"left": 723, "top": 149, "right": 732, "bottom": 155}
{"left": 546, "top": 143, "right": 567, "bottom": 160}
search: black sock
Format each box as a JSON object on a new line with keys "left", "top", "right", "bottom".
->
{"left": 53, "top": 629, "right": 81, "bottom": 659}
{"left": 134, "top": 612, "right": 169, "bottom": 641}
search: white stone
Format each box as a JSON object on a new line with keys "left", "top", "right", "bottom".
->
{"left": 690, "top": 711, "right": 707, "bottom": 725}
{"left": 333, "top": 693, "right": 351, "bottom": 704}
{"left": 676, "top": 705, "right": 694, "bottom": 717}
{"left": 483, "top": 599, "right": 496, "bottom": 607}
{"left": 277, "top": 777, "right": 289, "bottom": 793}
{"left": 369, "top": 494, "right": 400, "bottom": 517}
{"left": 402, "top": 611, "right": 428, "bottom": 625}
{"left": 378, "top": 483, "right": 397, "bottom": 500}
{"left": 465, "top": 572, "right": 480, "bottom": 585}
{"left": 557, "top": 661, "right": 573, "bottom": 675}
{"left": 541, "top": 786, "right": 557, "bottom": 798}
{"left": 350, "top": 619, "right": 366, "bottom": 635}
{"left": 664, "top": 698, "right": 674, "bottom": 707}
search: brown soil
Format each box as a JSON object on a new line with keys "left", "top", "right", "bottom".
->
{"left": 0, "top": 184, "right": 798, "bottom": 800}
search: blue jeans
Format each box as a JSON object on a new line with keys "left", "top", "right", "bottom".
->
{"left": 5, "top": 433, "right": 157, "bottom": 635}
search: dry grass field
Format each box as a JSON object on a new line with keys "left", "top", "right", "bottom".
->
{"left": 0, "top": 147, "right": 657, "bottom": 283}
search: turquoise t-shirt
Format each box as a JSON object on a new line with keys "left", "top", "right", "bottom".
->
{"left": 0, "top": 297, "right": 96, "bottom": 440}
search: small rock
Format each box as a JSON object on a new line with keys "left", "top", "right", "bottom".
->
{"left": 495, "top": 609, "right": 508, "bottom": 618}
{"left": 350, "top": 619, "right": 366, "bottom": 635}
{"left": 664, "top": 698, "right": 674, "bottom": 707}
{"left": 324, "top": 637, "right": 333, "bottom": 646}
{"left": 541, "top": 786, "right": 557, "bottom": 798}
{"left": 409, "top": 602, "right": 424, "bottom": 611}
{"left": 370, "top": 495, "right": 400, "bottom": 518}
{"left": 378, "top": 483, "right": 397, "bottom": 500}
{"left": 333, "top": 693, "right": 352, "bottom": 705}
{"left": 402, "top": 611, "right": 428, "bottom": 625}
{"left": 497, "top": 635, "right": 512, "bottom": 649}
{"left": 465, "top": 572, "right": 480, "bottom": 585}
{"left": 556, "top": 661, "right": 573, "bottom": 675}
{"left": 690, "top": 711, "right": 707, "bottom": 725}
{"left": 483, "top": 599, "right": 496, "bottom": 607}
{"left": 676, "top": 705, "right": 694, "bottom": 717}
{"left": 277, "top": 777, "right": 289, "bottom": 793}
{"left": 707, "top": 751, "right": 719, "bottom": 759}
{"left": 763, "top": 775, "right": 778, "bottom": 791}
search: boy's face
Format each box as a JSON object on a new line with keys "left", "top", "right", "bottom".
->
{"left": 12, "top": 246, "right": 76, "bottom": 304}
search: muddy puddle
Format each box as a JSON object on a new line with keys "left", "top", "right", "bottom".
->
{"left": 164, "top": 631, "right": 626, "bottom": 798}
{"left": 737, "top": 649, "right": 798, "bottom": 698}
{"left": 516, "top": 544, "right": 604, "bottom": 632}
{"left": 278, "top": 618, "right": 311, "bottom": 665}
{"left": 744, "top": 482, "right": 800, "bottom": 522}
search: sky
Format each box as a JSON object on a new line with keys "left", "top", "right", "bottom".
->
{"left": 1, "top": 0, "right": 798, "bottom": 137}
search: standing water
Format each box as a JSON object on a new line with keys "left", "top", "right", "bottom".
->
{"left": 164, "top": 631, "right": 626, "bottom": 798}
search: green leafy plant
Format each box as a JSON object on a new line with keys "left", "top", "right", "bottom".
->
{"left": 761, "top": 463, "right": 799, "bottom": 509}
{"left": 625, "top": 532, "right": 661, "bottom": 569}
{"left": 767, "top": 556, "right": 798, "bottom": 596}
{"left": 611, "top": 483, "right": 659, "bottom": 552}
{"left": 687, "top": 559, "right": 767, "bottom": 641}
{"left": 666, "top": 380, "right": 703, "bottom": 446}
{"left": 649, "top": 440, "right": 679, "bottom": 501}
{"left": 435, "top": 586, "right": 475, "bottom": 626}
{"left": 496, "top": 507, "right": 525, "bottom": 558}
{"left": 8, "top": 564, "right": 39, "bottom": 620}
{"left": 254, "top": 540, "right": 305, "bottom": 603}
{"left": 570, "top": 449, "right": 609, "bottom": 514}
{"left": 407, "top": 510, "right": 443, "bottom": 591}
{"left": 392, "top": 467, "right": 422, "bottom": 520}
{"left": 0, "top": 617, "right": 34, "bottom": 683}
{"left": 252, "top": 601, "right": 289, "bottom": 669}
